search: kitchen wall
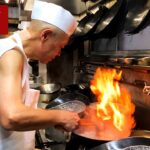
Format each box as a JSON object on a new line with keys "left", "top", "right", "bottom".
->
{"left": 120, "top": 26, "right": 150, "bottom": 50}
{"left": 46, "top": 41, "right": 84, "bottom": 87}
{"left": 94, "top": 26, "right": 150, "bottom": 51}
{"left": 47, "top": 51, "right": 74, "bottom": 86}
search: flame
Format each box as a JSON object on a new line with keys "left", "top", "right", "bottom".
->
{"left": 90, "top": 68, "right": 135, "bottom": 132}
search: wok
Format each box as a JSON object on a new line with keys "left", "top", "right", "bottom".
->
{"left": 63, "top": 83, "right": 94, "bottom": 102}
{"left": 75, "top": 12, "right": 94, "bottom": 37}
{"left": 45, "top": 92, "right": 89, "bottom": 108}
{"left": 66, "top": 130, "right": 150, "bottom": 150}
{"left": 91, "top": 137, "right": 150, "bottom": 150}
{"left": 125, "top": 0, "right": 150, "bottom": 34}
{"left": 69, "top": 102, "right": 150, "bottom": 149}
{"left": 73, "top": 102, "right": 135, "bottom": 141}
{"left": 75, "top": 4, "right": 108, "bottom": 41}
{"left": 91, "top": 0, "right": 128, "bottom": 39}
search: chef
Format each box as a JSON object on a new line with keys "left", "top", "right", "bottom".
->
{"left": 0, "top": 0, "right": 80, "bottom": 150}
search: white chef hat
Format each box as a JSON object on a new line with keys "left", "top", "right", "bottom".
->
{"left": 31, "top": 0, "right": 77, "bottom": 36}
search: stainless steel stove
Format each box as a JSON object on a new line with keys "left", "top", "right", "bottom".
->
{"left": 35, "top": 49, "right": 150, "bottom": 150}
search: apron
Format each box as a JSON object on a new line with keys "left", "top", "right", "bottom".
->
{"left": 0, "top": 32, "right": 40, "bottom": 150}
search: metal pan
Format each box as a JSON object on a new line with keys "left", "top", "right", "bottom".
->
{"left": 66, "top": 130, "right": 150, "bottom": 150}
{"left": 39, "top": 83, "right": 61, "bottom": 94}
{"left": 125, "top": 0, "right": 150, "bottom": 34}
{"left": 38, "top": 83, "right": 61, "bottom": 103}
{"left": 46, "top": 92, "right": 89, "bottom": 109}
{"left": 92, "top": 0, "right": 128, "bottom": 39}
{"left": 73, "top": 102, "right": 135, "bottom": 141}
{"left": 74, "top": 4, "right": 108, "bottom": 41}
{"left": 75, "top": 12, "right": 94, "bottom": 36}
{"left": 65, "top": 132, "right": 108, "bottom": 150}
{"left": 63, "top": 83, "right": 94, "bottom": 103}
{"left": 84, "top": 5, "right": 108, "bottom": 40}
{"left": 71, "top": 103, "right": 150, "bottom": 148}
{"left": 73, "top": 128, "right": 150, "bottom": 142}
{"left": 91, "top": 136, "right": 150, "bottom": 150}
{"left": 128, "top": 10, "right": 150, "bottom": 34}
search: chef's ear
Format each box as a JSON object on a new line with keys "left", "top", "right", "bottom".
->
{"left": 40, "top": 29, "right": 52, "bottom": 41}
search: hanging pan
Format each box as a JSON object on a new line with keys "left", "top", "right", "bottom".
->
{"left": 125, "top": 0, "right": 150, "bottom": 34}
{"left": 91, "top": 0, "right": 128, "bottom": 39}
{"left": 74, "top": 4, "right": 108, "bottom": 41}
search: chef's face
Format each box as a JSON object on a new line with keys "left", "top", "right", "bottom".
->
{"left": 39, "top": 28, "right": 69, "bottom": 64}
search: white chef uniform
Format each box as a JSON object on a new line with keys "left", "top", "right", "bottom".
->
{"left": 0, "top": 32, "right": 40, "bottom": 150}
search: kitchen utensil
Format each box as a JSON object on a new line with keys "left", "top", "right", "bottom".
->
{"left": 38, "top": 83, "right": 61, "bottom": 102}
{"left": 125, "top": 0, "right": 150, "bottom": 34}
{"left": 73, "top": 102, "right": 135, "bottom": 141}
{"left": 45, "top": 96, "right": 87, "bottom": 143}
{"left": 137, "top": 57, "right": 150, "bottom": 65}
{"left": 39, "top": 83, "right": 61, "bottom": 94}
{"left": 128, "top": 10, "right": 150, "bottom": 34}
{"left": 66, "top": 130, "right": 150, "bottom": 150}
{"left": 91, "top": 137, "right": 150, "bottom": 150}
{"left": 92, "top": 0, "right": 128, "bottom": 39}
{"left": 63, "top": 83, "right": 94, "bottom": 103}
{"left": 39, "top": 92, "right": 59, "bottom": 102}
{"left": 74, "top": 3, "right": 108, "bottom": 42}
{"left": 46, "top": 92, "right": 89, "bottom": 108}
{"left": 51, "top": 100, "right": 86, "bottom": 114}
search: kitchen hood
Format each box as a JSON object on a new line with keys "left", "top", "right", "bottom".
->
{"left": 24, "top": 0, "right": 101, "bottom": 15}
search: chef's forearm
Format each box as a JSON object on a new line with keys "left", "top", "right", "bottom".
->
{"left": 1, "top": 107, "right": 63, "bottom": 131}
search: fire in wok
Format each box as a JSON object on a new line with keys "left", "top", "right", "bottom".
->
{"left": 75, "top": 68, "right": 135, "bottom": 140}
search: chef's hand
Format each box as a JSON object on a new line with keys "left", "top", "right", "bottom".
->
{"left": 57, "top": 110, "right": 80, "bottom": 132}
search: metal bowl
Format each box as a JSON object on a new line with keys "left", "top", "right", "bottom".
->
{"left": 39, "top": 83, "right": 61, "bottom": 94}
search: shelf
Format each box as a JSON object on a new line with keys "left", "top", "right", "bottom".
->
{"left": 8, "top": 18, "right": 19, "bottom": 24}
